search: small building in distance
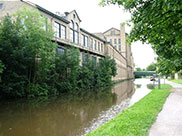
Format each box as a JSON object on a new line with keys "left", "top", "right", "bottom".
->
{"left": 0, "top": 0, "right": 134, "bottom": 81}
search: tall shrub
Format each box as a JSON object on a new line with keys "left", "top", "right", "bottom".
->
{"left": 0, "top": 7, "right": 57, "bottom": 98}
{"left": 0, "top": 60, "right": 4, "bottom": 82}
{"left": 54, "top": 47, "right": 80, "bottom": 93}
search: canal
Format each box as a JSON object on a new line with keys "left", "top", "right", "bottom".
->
{"left": 0, "top": 78, "right": 153, "bottom": 136}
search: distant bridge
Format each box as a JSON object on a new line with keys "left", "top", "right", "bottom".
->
{"left": 134, "top": 71, "right": 157, "bottom": 76}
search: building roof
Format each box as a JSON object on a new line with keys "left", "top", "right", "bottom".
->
{"left": 80, "top": 28, "right": 106, "bottom": 42}
{"left": 69, "top": 10, "right": 82, "bottom": 22}
{"left": 93, "top": 32, "right": 107, "bottom": 40}
{"left": 103, "top": 27, "right": 120, "bottom": 34}
{"left": 21, "top": 0, "right": 70, "bottom": 24}
{"left": 35, "top": 5, "right": 70, "bottom": 24}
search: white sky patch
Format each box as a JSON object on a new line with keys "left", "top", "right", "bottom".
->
{"left": 29, "top": 0, "right": 157, "bottom": 69}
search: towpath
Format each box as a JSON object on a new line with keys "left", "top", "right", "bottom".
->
{"left": 149, "top": 80, "right": 182, "bottom": 136}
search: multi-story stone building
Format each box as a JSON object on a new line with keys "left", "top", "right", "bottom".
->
{"left": 0, "top": 0, "right": 134, "bottom": 81}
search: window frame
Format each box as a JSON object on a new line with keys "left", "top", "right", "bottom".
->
{"left": 119, "top": 44, "right": 121, "bottom": 51}
{"left": 70, "top": 20, "right": 79, "bottom": 44}
{"left": 90, "top": 38, "right": 93, "bottom": 49}
{"left": 54, "top": 22, "right": 60, "bottom": 38}
{"left": 110, "top": 39, "right": 112, "bottom": 44}
{"left": 81, "top": 34, "right": 88, "bottom": 47}
{"left": 94, "top": 40, "right": 97, "bottom": 50}
{"left": 114, "top": 45, "right": 117, "bottom": 49}
{"left": 92, "top": 56, "right": 97, "bottom": 64}
{"left": 57, "top": 48, "right": 65, "bottom": 55}
{"left": 118, "top": 38, "right": 121, "bottom": 44}
{"left": 61, "top": 25, "right": 66, "bottom": 40}
{"left": 101, "top": 43, "right": 104, "bottom": 53}
{"left": 0, "top": 3, "right": 4, "bottom": 10}
{"left": 114, "top": 39, "right": 117, "bottom": 44}
{"left": 98, "top": 42, "right": 100, "bottom": 52}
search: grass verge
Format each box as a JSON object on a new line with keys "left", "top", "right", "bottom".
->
{"left": 169, "top": 79, "right": 182, "bottom": 84}
{"left": 86, "top": 84, "right": 172, "bottom": 136}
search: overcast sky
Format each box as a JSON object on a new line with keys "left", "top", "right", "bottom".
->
{"left": 29, "top": 0, "right": 157, "bottom": 69}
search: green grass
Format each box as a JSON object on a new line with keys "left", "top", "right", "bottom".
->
{"left": 169, "top": 79, "right": 182, "bottom": 84}
{"left": 86, "top": 84, "right": 172, "bottom": 136}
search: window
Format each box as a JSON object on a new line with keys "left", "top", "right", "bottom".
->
{"left": 75, "top": 31, "right": 79, "bottom": 44}
{"left": 114, "top": 39, "right": 117, "bottom": 44}
{"left": 90, "top": 39, "right": 93, "bottom": 49}
{"left": 92, "top": 56, "right": 97, "bottom": 63}
{"left": 73, "top": 14, "right": 76, "bottom": 19}
{"left": 114, "top": 45, "right": 117, "bottom": 49}
{"left": 61, "top": 25, "right": 66, "bottom": 40}
{"left": 94, "top": 40, "right": 97, "bottom": 50}
{"left": 118, "top": 38, "right": 121, "bottom": 44}
{"left": 40, "top": 16, "right": 47, "bottom": 31}
{"left": 75, "top": 23, "right": 79, "bottom": 31}
{"left": 57, "top": 48, "right": 65, "bottom": 54}
{"left": 119, "top": 45, "right": 121, "bottom": 51}
{"left": 81, "top": 35, "right": 84, "bottom": 45}
{"left": 54, "top": 22, "right": 66, "bottom": 39}
{"left": 70, "top": 20, "right": 79, "bottom": 44}
{"left": 85, "top": 36, "right": 88, "bottom": 47}
{"left": 111, "top": 30, "right": 115, "bottom": 36}
{"left": 101, "top": 43, "right": 104, "bottom": 52}
{"left": 81, "top": 34, "right": 88, "bottom": 47}
{"left": 70, "top": 20, "right": 74, "bottom": 29}
{"left": 82, "top": 53, "right": 88, "bottom": 64}
{"left": 110, "top": 39, "right": 112, "bottom": 44}
{"left": 70, "top": 29, "right": 74, "bottom": 42}
{"left": 0, "top": 3, "right": 4, "bottom": 10}
{"left": 54, "top": 22, "right": 60, "bottom": 37}
{"left": 98, "top": 42, "right": 100, "bottom": 52}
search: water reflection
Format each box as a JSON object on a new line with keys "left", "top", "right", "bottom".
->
{"left": 0, "top": 91, "right": 117, "bottom": 136}
{"left": 0, "top": 79, "right": 152, "bottom": 136}
{"left": 129, "top": 78, "right": 153, "bottom": 106}
{"left": 136, "top": 84, "right": 142, "bottom": 88}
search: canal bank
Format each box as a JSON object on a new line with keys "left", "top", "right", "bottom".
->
{"left": 86, "top": 84, "right": 172, "bottom": 136}
{"left": 0, "top": 79, "right": 154, "bottom": 136}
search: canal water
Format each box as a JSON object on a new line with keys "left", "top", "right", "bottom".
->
{"left": 0, "top": 78, "right": 153, "bottom": 136}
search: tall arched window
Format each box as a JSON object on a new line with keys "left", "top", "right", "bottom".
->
{"left": 70, "top": 20, "right": 74, "bottom": 42}
{"left": 75, "top": 23, "right": 79, "bottom": 44}
{"left": 70, "top": 20, "right": 79, "bottom": 44}
{"left": 75, "top": 23, "right": 79, "bottom": 31}
{"left": 70, "top": 20, "right": 74, "bottom": 29}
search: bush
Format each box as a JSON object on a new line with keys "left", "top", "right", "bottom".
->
{"left": 0, "top": 7, "right": 56, "bottom": 98}
{"left": 54, "top": 47, "right": 80, "bottom": 93}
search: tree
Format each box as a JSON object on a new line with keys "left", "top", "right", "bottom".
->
{"left": 54, "top": 47, "right": 80, "bottom": 93}
{"left": 157, "top": 57, "right": 176, "bottom": 77}
{"left": 135, "top": 67, "right": 142, "bottom": 72}
{"left": 0, "top": 60, "right": 4, "bottom": 82}
{"left": 100, "top": 0, "right": 182, "bottom": 72}
{"left": 0, "top": 7, "right": 57, "bottom": 98}
{"left": 98, "top": 56, "right": 117, "bottom": 86}
{"left": 146, "top": 63, "right": 156, "bottom": 71}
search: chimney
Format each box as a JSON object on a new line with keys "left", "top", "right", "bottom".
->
{"left": 64, "top": 12, "right": 69, "bottom": 16}
{"left": 120, "top": 23, "right": 126, "bottom": 58}
{"left": 56, "top": 11, "right": 61, "bottom": 16}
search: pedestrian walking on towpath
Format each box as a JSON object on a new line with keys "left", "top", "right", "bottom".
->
{"left": 149, "top": 80, "right": 182, "bottom": 136}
